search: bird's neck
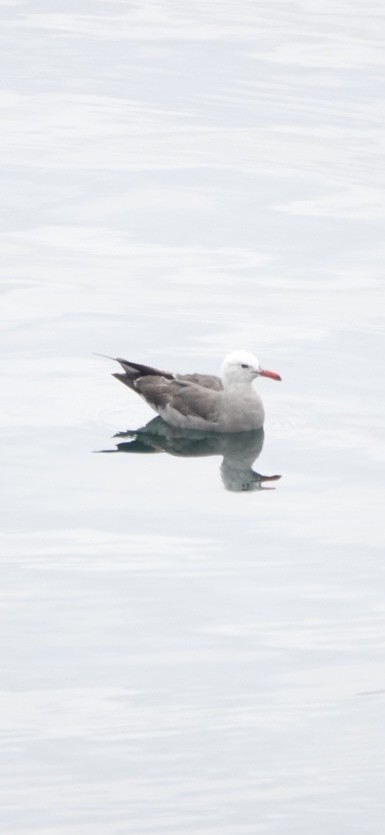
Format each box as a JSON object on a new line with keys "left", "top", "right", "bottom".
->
{"left": 222, "top": 377, "right": 253, "bottom": 391}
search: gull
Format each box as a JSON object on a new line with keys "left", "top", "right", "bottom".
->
{"left": 102, "top": 350, "right": 281, "bottom": 433}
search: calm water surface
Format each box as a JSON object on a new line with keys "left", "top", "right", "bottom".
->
{"left": 1, "top": 1, "right": 385, "bottom": 833}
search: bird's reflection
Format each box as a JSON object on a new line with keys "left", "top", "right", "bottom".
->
{"left": 101, "top": 417, "right": 281, "bottom": 491}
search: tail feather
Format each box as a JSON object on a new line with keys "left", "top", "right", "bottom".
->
{"left": 96, "top": 353, "right": 173, "bottom": 389}
{"left": 116, "top": 358, "right": 173, "bottom": 379}
{"left": 112, "top": 372, "right": 136, "bottom": 390}
{"left": 96, "top": 353, "right": 172, "bottom": 378}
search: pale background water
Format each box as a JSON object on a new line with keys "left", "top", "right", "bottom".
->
{"left": 1, "top": 1, "right": 385, "bottom": 833}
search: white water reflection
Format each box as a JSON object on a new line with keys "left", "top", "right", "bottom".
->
{"left": 1, "top": 0, "right": 385, "bottom": 833}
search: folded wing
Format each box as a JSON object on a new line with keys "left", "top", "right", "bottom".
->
{"left": 112, "top": 358, "right": 223, "bottom": 425}
{"left": 135, "top": 377, "right": 222, "bottom": 423}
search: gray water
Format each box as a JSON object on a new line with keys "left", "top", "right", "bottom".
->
{"left": 1, "top": 1, "right": 385, "bottom": 833}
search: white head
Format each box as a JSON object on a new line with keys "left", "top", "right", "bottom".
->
{"left": 220, "top": 350, "right": 281, "bottom": 387}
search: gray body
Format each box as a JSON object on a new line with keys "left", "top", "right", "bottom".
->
{"left": 112, "top": 357, "right": 266, "bottom": 432}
